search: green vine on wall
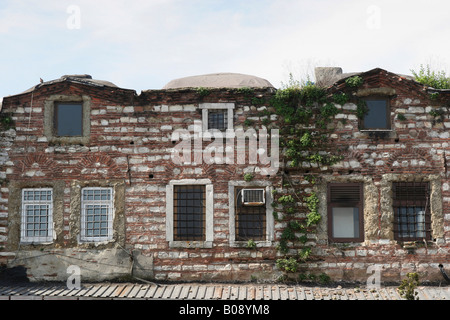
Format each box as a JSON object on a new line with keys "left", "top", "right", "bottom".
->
{"left": 268, "top": 81, "right": 345, "bottom": 277}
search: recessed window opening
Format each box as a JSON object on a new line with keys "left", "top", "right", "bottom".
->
{"left": 327, "top": 183, "right": 364, "bottom": 242}
{"left": 173, "top": 185, "right": 206, "bottom": 241}
{"left": 208, "top": 109, "right": 228, "bottom": 131}
{"left": 55, "top": 102, "right": 83, "bottom": 136}
{"left": 362, "top": 98, "right": 390, "bottom": 130}
{"left": 21, "top": 188, "right": 53, "bottom": 243}
{"left": 235, "top": 188, "right": 266, "bottom": 241}
{"left": 393, "top": 182, "right": 431, "bottom": 241}
{"left": 81, "top": 187, "right": 114, "bottom": 242}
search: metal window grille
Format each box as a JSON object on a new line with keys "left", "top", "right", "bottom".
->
{"left": 173, "top": 185, "right": 206, "bottom": 241}
{"left": 393, "top": 182, "right": 431, "bottom": 241}
{"left": 235, "top": 188, "right": 266, "bottom": 241}
{"left": 81, "top": 187, "right": 114, "bottom": 242}
{"left": 21, "top": 188, "right": 53, "bottom": 243}
{"left": 207, "top": 109, "right": 227, "bottom": 131}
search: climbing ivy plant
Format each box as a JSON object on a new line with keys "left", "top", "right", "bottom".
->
{"left": 268, "top": 80, "right": 345, "bottom": 277}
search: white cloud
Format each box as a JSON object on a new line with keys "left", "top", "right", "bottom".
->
{"left": 1, "top": 0, "right": 450, "bottom": 98}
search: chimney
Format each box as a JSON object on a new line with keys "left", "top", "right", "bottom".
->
{"left": 314, "top": 67, "right": 343, "bottom": 87}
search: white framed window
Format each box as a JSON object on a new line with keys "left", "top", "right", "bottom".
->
{"left": 21, "top": 188, "right": 54, "bottom": 243}
{"left": 166, "top": 179, "right": 213, "bottom": 248}
{"left": 199, "top": 103, "right": 234, "bottom": 132}
{"left": 80, "top": 187, "right": 114, "bottom": 242}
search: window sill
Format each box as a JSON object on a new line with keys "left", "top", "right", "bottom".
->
{"left": 359, "top": 129, "right": 392, "bottom": 132}
{"left": 230, "top": 240, "right": 272, "bottom": 248}
{"left": 168, "top": 241, "right": 213, "bottom": 249}
{"left": 48, "top": 136, "right": 90, "bottom": 145}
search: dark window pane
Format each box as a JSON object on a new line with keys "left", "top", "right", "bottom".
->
{"left": 364, "top": 100, "right": 388, "bottom": 129}
{"left": 56, "top": 103, "right": 83, "bottom": 136}
{"left": 393, "top": 182, "right": 430, "bottom": 240}
{"left": 174, "top": 185, "right": 205, "bottom": 241}
{"left": 208, "top": 109, "right": 227, "bottom": 130}
{"left": 235, "top": 188, "right": 265, "bottom": 241}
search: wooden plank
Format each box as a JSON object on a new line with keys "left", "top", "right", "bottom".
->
{"left": 204, "top": 286, "right": 215, "bottom": 300}
{"left": 135, "top": 285, "right": 151, "bottom": 299}
{"left": 99, "top": 284, "right": 118, "bottom": 298}
{"left": 171, "top": 285, "right": 183, "bottom": 300}
{"left": 213, "top": 286, "right": 223, "bottom": 300}
{"left": 238, "top": 286, "right": 247, "bottom": 300}
{"left": 91, "top": 285, "right": 110, "bottom": 298}
{"left": 118, "top": 284, "right": 135, "bottom": 298}
{"left": 178, "top": 285, "right": 190, "bottom": 300}
{"left": 144, "top": 285, "right": 159, "bottom": 299}
{"left": 196, "top": 285, "right": 206, "bottom": 299}
{"left": 162, "top": 285, "right": 174, "bottom": 299}
{"left": 190, "top": 285, "right": 200, "bottom": 299}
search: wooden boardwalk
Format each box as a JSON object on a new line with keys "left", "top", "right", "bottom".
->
{"left": 0, "top": 282, "right": 449, "bottom": 300}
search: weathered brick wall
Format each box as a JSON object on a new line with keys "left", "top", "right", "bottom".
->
{"left": 0, "top": 70, "right": 448, "bottom": 284}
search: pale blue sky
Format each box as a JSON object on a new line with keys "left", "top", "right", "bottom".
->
{"left": 1, "top": 0, "right": 450, "bottom": 101}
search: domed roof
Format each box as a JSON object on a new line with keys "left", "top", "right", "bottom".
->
{"left": 163, "top": 72, "right": 274, "bottom": 89}
{"left": 20, "top": 74, "right": 119, "bottom": 95}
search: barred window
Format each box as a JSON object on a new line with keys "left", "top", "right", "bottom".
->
{"left": 21, "top": 188, "right": 53, "bottom": 243}
{"left": 208, "top": 109, "right": 228, "bottom": 131}
{"left": 81, "top": 187, "right": 114, "bottom": 242}
{"left": 393, "top": 182, "right": 431, "bottom": 241}
{"left": 327, "top": 183, "right": 364, "bottom": 242}
{"left": 235, "top": 188, "right": 266, "bottom": 241}
{"left": 173, "top": 185, "right": 205, "bottom": 241}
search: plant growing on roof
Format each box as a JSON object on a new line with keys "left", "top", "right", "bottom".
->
{"left": 345, "top": 75, "right": 363, "bottom": 88}
{"left": 411, "top": 64, "right": 450, "bottom": 89}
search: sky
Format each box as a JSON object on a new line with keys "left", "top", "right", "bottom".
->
{"left": 1, "top": 0, "right": 450, "bottom": 101}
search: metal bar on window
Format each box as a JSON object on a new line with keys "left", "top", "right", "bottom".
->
{"left": 235, "top": 188, "right": 266, "bottom": 241}
{"left": 81, "top": 187, "right": 114, "bottom": 242}
{"left": 21, "top": 188, "right": 53, "bottom": 243}
{"left": 173, "top": 185, "right": 206, "bottom": 241}
{"left": 393, "top": 182, "right": 430, "bottom": 241}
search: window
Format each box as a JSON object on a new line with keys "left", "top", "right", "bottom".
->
{"left": 199, "top": 103, "right": 234, "bottom": 132}
{"left": 327, "top": 183, "right": 364, "bottom": 242}
{"left": 80, "top": 187, "right": 114, "bottom": 242}
{"left": 44, "top": 95, "right": 91, "bottom": 144}
{"left": 166, "top": 179, "right": 213, "bottom": 248}
{"left": 393, "top": 182, "right": 431, "bottom": 241}
{"left": 208, "top": 109, "right": 228, "bottom": 131}
{"left": 362, "top": 98, "right": 390, "bottom": 130}
{"left": 235, "top": 187, "right": 266, "bottom": 241}
{"left": 54, "top": 102, "right": 83, "bottom": 136}
{"left": 173, "top": 185, "right": 206, "bottom": 241}
{"left": 21, "top": 188, "right": 53, "bottom": 243}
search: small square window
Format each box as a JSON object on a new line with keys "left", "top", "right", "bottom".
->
{"left": 208, "top": 109, "right": 228, "bottom": 131}
{"left": 55, "top": 103, "right": 83, "bottom": 136}
{"left": 199, "top": 103, "right": 234, "bottom": 133}
{"left": 327, "top": 183, "right": 364, "bottom": 242}
{"left": 362, "top": 98, "right": 390, "bottom": 130}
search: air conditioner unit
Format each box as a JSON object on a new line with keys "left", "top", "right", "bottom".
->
{"left": 242, "top": 189, "right": 265, "bottom": 206}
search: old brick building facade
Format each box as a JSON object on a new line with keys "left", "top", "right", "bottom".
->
{"left": 0, "top": 68, "right": 448, "bottom": 284}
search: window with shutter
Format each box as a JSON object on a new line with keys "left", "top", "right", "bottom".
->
{"left": 327, "top": 183, "right": 364, "bottom": 242}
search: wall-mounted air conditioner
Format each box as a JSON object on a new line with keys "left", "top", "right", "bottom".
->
{"left": 242, "top": 189, "right": 265, "bottom": 206}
